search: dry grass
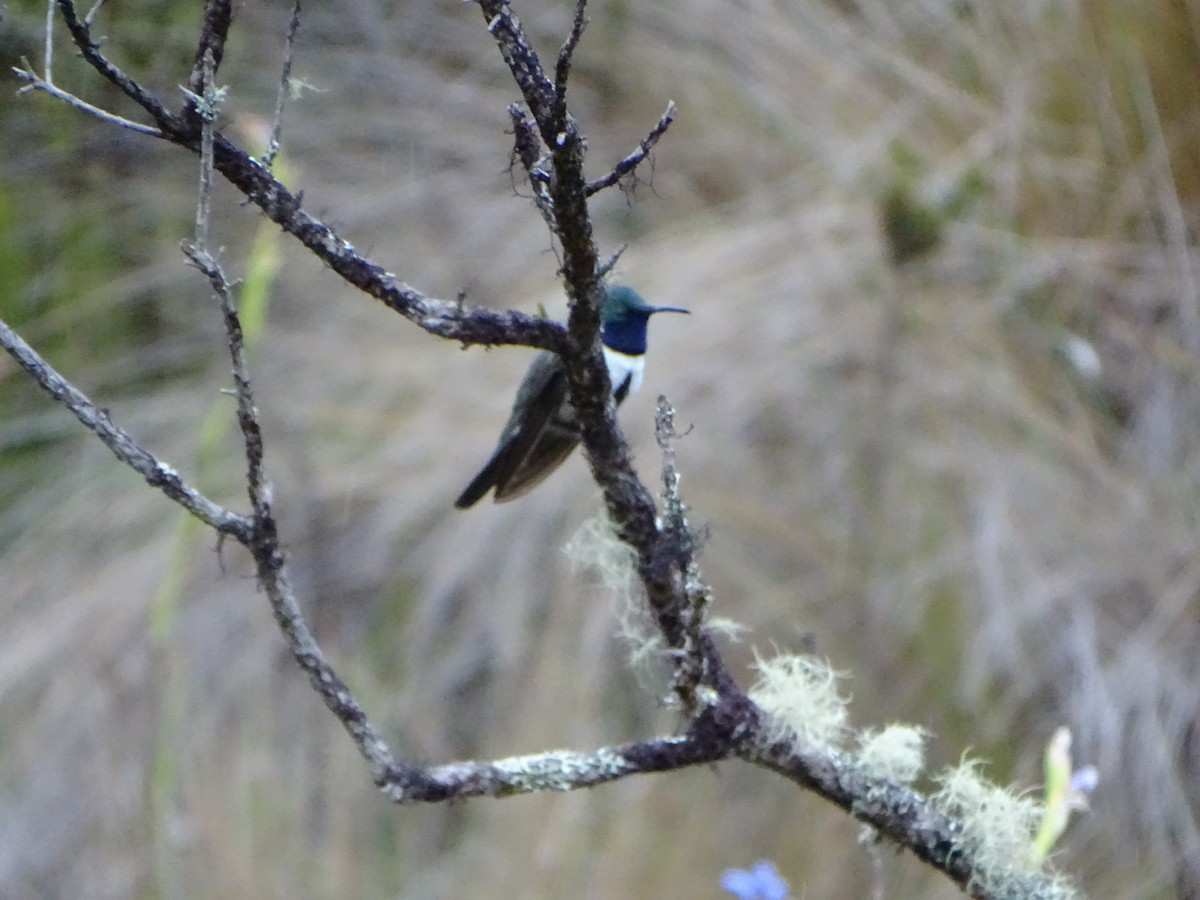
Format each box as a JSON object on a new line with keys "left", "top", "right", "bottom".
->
{"left": 2, "top": 0, "right": 1199, "bottom": 897}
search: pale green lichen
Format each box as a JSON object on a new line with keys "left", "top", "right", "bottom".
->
{"left": 564, "top": 515, "right": 663, "bottom": 674}
{"left": 563, "top": 515, "right": 637, "bottom": 595}
{"left": 748, "top": 652, "right": 850, "bottom": 750}
{"left": 857, "top": 724, "right": 927, "bottom": 786}
{"left": 496, "top": 747, "right": 631, "bottom": 794}
{"left": 933, "top": 758, "right": 1079, "bottom": 900}
{"left": 705, "top": 616, "right": 749, "bottom": 642}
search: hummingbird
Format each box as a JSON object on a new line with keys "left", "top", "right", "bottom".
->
{"left": 454, "top": 285, "right": 688, "bottom": 508}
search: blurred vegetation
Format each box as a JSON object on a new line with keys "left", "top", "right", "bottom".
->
{"left": 2, "top": 0, "right": 1200, "bottom": 898}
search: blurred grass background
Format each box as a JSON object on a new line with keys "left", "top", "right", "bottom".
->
{"left": 2, "top": 0, "right": 1199, "bottom": 897}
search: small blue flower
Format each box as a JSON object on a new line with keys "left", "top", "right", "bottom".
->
{"left": 720, "top": 860, "right": 790, "bottom": 900}
{"left": 1070, "top": 764, "right": 1099, "bottom": 802}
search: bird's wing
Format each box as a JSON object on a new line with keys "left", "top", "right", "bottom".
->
{"left": 492, "top": 425, "right": 580, "bottom": 502}
{"left": 455, "top": 352, "right": 571, "bottom": 508}
{"left": 491, "top": 353, "right": 578, "bottom": 501}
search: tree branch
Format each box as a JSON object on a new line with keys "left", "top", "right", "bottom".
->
{"left": 587, "top": 101, "right": 677, "bottom": 196}
{"left": 184, "top": 0, "right": 234, "bottom": 114}
{"left": 49, "top": 0, "right": 563, "bottom": 354}
{"left": 552, "top": 0, "right": 589, "bottom": 132}
{"left": 56, "top": 0, "right": 180, "bottom": 130}
{"left": 379, "top": 733, "right": 734, "bottom": 804}
{"left": 13, "top": 58, "right": 162, "bottom": 135}
{"left": 0, "top": 319, "right": 251, "bottom": 541}
{"left": 507, "top": 103, "right": 556, "bottom": 229}
{"left": 262, "top": 0, "right": 303, "bottom": 171}
{"left": 479, "top": 0, "right": 557, "bottom": 143}
{"left": 187, "top": 244, "right": 407, "bottom": 788}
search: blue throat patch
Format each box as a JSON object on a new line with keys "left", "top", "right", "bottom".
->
{"left": 601, "top": 315, "right": 649, "bottom": 355}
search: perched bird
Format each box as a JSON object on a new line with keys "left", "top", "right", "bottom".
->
{"left": 455, "top": 285, "right": 688, "bottom": 508}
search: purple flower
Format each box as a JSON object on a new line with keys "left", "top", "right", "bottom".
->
{"left": 1069, "top": 764, "right": 1100, "bottom": 807}
{"left": 720, "top": 860, "right": 790, "bottom": 900}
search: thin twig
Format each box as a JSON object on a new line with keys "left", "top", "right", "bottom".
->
{"left": 178, "top": 40, "right": 411, "bottom": 791}
{"left": 42, "top": 0, "right": 54, "bottom": 80}
{"left": 654, "top": 396, "right": 709, "bottom": 711}
{"left": 262, "top": 0, "right": 302, "bottom": 171}
{"left": 182, "top": 92, "right": 403, "bottom": 785}
{"left": 507, "top": 103, "right": 555, "bottom": 229}
{"left": 183, "top": 245, "right": 404, "bottom": 785}
{"left": 13, "top": 59, "right": 161, "bottom": 136}
{"left": 57, "top": 0, "right": 179, "bottom": 129}
{"left": 190, "top": 48, "right": 217, "bottom": 253}
{"left": 595, "top": 244, "right": 627, "bottom": 281}
{"left": 586, "top": 101, "right": 676, "bottom": 196}
{"left": 185, "top": 0, "right": 233, "bottom": 111}
{"left": 552, "top": 0, "right": 588, "bottom": 130}
{"left": 0, "top": 319, "right": 251, "bottom": 540}
{"left": 82, "top": 0, "right": 105, "bottom": 27}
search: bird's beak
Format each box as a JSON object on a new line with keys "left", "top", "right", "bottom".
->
{"left": 650, "top": 306, "right": 690, "bottom": 316}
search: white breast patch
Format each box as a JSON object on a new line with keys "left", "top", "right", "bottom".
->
{"left": 602, "top": 347, "right": 645, "bottom": 397}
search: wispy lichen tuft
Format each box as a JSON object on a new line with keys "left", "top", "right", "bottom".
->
{"left": 933, "top": 759, "right": 1078, "bottom": 900}
{"left": 748, "top": 652, "right": 850, "bottom": 751}
{"left": 564, "top": 514, "right": 663, "bottom": 671}
{"left": 857, "top": 724, "right": 927, "bottom": 786}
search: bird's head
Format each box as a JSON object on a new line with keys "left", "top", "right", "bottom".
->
{"left": 599, "top": 285, "right": 688, "bottom": 354}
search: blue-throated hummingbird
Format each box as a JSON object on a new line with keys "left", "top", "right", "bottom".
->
{"left": 455, "top": 285, "right": 688, "bottom": 508}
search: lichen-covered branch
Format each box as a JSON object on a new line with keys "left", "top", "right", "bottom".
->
{"left": 379, "top": 735, "right": 733, "bottom": 804}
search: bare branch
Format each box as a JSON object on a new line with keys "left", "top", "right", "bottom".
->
{"left": 181, "top": 93, "right": 402, "bottom": 786}
{"left": 184, "top": 0, "right": 234, "bottom": 112}
{"left": 44, "top": 1, "right": 563, "bottom": 354}
{"left": 742, "top": 735, "right": 1076, "bottom": 900}
{"left": 478, "top": 0, "right": 701, "bottom": 704}
{"left": 42, "top": 0, "right": 54, "bottom": 80}
{"left": 744, "top": 732, "right": 982, "bottom": 891}
{"left": 13, "top": 59, "right": 162, "bottom": 136}
{"left": 262, "top": 0, "right": 303, "bottom": 171}
{"left": 0, "top": 319, "right": 251, "bottom": 541}
{"left": 507, "top": 103, "right": 555, "bottom": 229}
{"left": 586, "top": 101, "right": 677, "bottom": 196}
{"left": 56, "top": 0, "right": 180, "bottom": 130}
{"left": 182, "top": 45, "right": 265, "bottom": 511}
{"left": 82, "top": 0, "right": 105, "bottom": 27}
{"left": 178, "top": 245, "right": 405, "bottom": 784}
{"left": 189, "top": 48, "right": 219, "bottom": 253}
{"left": 479, "top": 0, "right": 556, "bottom": 141}
{"left": 552, "top": 0, "right": 588, "bottom": 131}
{"left": 182, "top": 248, "right": 268, "bottom": 507}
